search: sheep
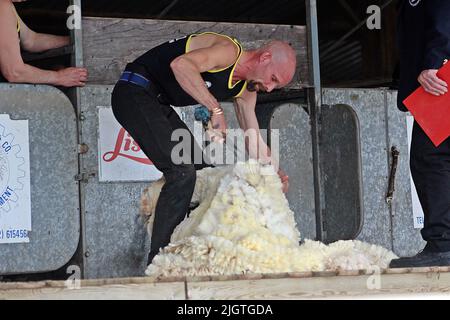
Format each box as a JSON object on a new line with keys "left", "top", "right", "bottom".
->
{"left": 140, "top": 161, "right": 397, "bottom": 278}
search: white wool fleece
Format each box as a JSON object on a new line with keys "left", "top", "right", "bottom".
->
{"left": 140, "top": 161, "right": 397, "bottom": 277}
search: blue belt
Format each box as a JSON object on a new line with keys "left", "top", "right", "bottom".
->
{"left": 119, "top": 71, "right": 150, "bottom": 89}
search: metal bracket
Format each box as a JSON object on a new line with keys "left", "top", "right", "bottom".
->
{"left": 386, "top": 146, "right": 400, "bottom": 205}
{"left": 77, "top": 143, "right": 89, "bottom": 154}
{"left": 74, "top": 172, "right": 96, "bottom": 182}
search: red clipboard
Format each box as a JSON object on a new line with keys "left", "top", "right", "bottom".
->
{"left": 403, "top": 61, "right": 450, "bottom": 147}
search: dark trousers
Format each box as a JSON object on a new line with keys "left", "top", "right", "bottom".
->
{"left": 111, "top": 81, "right": 209, "bottom": 264}
{"left": 410, "top": 121, "right": 450, "bottom": 252}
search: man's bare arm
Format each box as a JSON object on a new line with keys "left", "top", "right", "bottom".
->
{"left": 18, "top": 15, "right": 70, "bottom": 53}
{"left": 233, "top": 90, "right": 276, "bottom": 168}
{"left": 234, "top": 90, "right": 289, "bottom": 192}
{"left": 170, "top": 34, "right": 238, "bottom": 112}
{"left": 0, "top": 0, "right": 87, "bottom": 86}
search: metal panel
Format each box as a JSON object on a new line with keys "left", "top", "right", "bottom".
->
{"left": 306, "top": 0, "right": 325, "bottom": 242}
{"left": 79, "top": 85, "right": 149, "bottom": 279}
{"left": 321, "top": 104, "right": 363, "bottom": 242}
{"left": 70, "top": 0, "right": 83, "bottom": 68}
{"left": 321, "top": 88, "right": 424, "bottom": 255}
{"left": 386, "top": 91, "right": 424, "bottom": 256}
{"left": 322, "top": 88, "right": 392, "bottom": 249}
{"left": 0, "top": 84, "right": 79, "bottom": 274}
{"left": 270, "top": 104, "right": 316, "bottom": 240}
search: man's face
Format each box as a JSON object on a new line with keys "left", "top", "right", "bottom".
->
{"left": 247, "top": 80, "right": 266, "bottom": 92}
{"left": 247, "top": 54, "right": 294, "bottom": 93}
{"left": 247, "top": 65, "right": 279, "bottom": 93}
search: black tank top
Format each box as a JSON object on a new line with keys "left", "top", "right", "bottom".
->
{"left": 132, "top": 32, "right": 247, "bottom": 106}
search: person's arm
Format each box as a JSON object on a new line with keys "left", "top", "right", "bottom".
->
{"left": 170, "top": 34, "right": 239, "bottom": 139}
{"left": 234, "top": 89, "right": 274, "bottom": 166}
{"left": 0, "top": 0, "right": 87, "bottom": 86}
{"left": 170, "top": 34, "right": 239, "bottom": 112}
{"left": 234, "top": 90, "right": 289, "bottom": 192}
{"left": 18, "top": 15, "right": 70, "bottom": 53}
{"left": 418, "top": 0, "right": 450, "bottom": 96}
{"left": 423, "top": 0, "right": 450, "bottom": 70}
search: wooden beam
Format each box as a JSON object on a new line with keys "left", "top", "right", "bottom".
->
{"left": 2, "top": 268, "right": 450, "bottom": 300}
{"left": 82, "top": 17, "right": 310, "bottom": 88}
{"left": 0, "top": 277, "right": 186, "bottom": 300}
{"left": 188, "top": 269, "right": 450, "bottom": 299}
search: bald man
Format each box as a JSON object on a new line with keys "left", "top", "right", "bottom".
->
{"left": 0, "top": 0, "right": 87, "bottom": 86}
{"left": 111, "top": 32, "right": 297, "bottom": 266}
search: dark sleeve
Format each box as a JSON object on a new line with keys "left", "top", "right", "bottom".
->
{"left": 423, "top": 0, "right": 450, "bottom": 70}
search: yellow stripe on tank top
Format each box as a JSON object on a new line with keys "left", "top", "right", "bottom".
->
{"left": 15, "top": 11, "right": 20, "bottom": 33}
{"left": 234, "top": 81, "right": 248, "bottom": 98}
{"left": 185, "top": 31, "right": 243, "bottom": 79}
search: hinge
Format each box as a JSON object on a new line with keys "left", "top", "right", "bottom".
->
{"left": 386, "top": 146, "right": 400, "bottom": 205}
{"left": 74, "top": 172, "right": 96, "bottom": 182}
{"left": 77, "top": 143, "right": 89, "bottom": 154}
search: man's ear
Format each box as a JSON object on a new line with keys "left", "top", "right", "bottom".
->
{"left": 259, "top": 51, "right": 272, "bottom": 65}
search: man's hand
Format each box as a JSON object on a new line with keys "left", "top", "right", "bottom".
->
{"left": 208, "top": 111, "right": 227, "bottom": 143}
{"left": 56, "top": 67, "right": 88, "bottom": 87}
{"left": 278, "top": 169, "right": 289, "bottom": 193}
{"left": 418, "top": 69, "right": 448, "bottom": 96}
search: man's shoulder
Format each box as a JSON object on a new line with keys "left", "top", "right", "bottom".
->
{"left": 0, "top": 0, "right": 13, "bottom": 10}
{"left": 199, "top": 32, "right": 239, "bottom": 44}
{"left": 192, "top": 32, "right": 241, "bottom": 54}
{"left": 0, "top": 0, "right": 15, "bottom": 24}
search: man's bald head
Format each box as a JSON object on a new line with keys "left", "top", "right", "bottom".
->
{"left": 245, "top": 40, "right": 297, "bottom": 93}
{"left": 261, "top": 40, "right": 297, "bottom": 84}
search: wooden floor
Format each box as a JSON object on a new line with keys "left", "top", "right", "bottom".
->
{"left": 1, "top": 267, "right": 450, "bottom": 300}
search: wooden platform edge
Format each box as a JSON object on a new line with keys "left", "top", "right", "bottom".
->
{"left": 1, "top": 267, "right": 450, "bottom": 300}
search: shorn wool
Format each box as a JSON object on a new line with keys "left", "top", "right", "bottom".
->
{"left": 141, "top": 161, "right": 397, "bottom": 277}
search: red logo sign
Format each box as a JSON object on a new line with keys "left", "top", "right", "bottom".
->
{"left": 102, "top": 128, "right": 152, "bottom": 165}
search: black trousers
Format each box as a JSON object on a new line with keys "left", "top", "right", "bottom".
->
{"left": 111, "top": 81, "right": 209, "bottom": 264}
{"left": 410, "top": 121, "right": 450, "bottom": 252}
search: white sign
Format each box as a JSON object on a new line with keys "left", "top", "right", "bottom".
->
{"left": 0, "top": 115, "right": 31, "bottom": 244}
{"left": 97, "top": 107, "right": 163, "bottom": 182}
{"left": 406, "top": 115, "right": 424, "bottom": 229}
